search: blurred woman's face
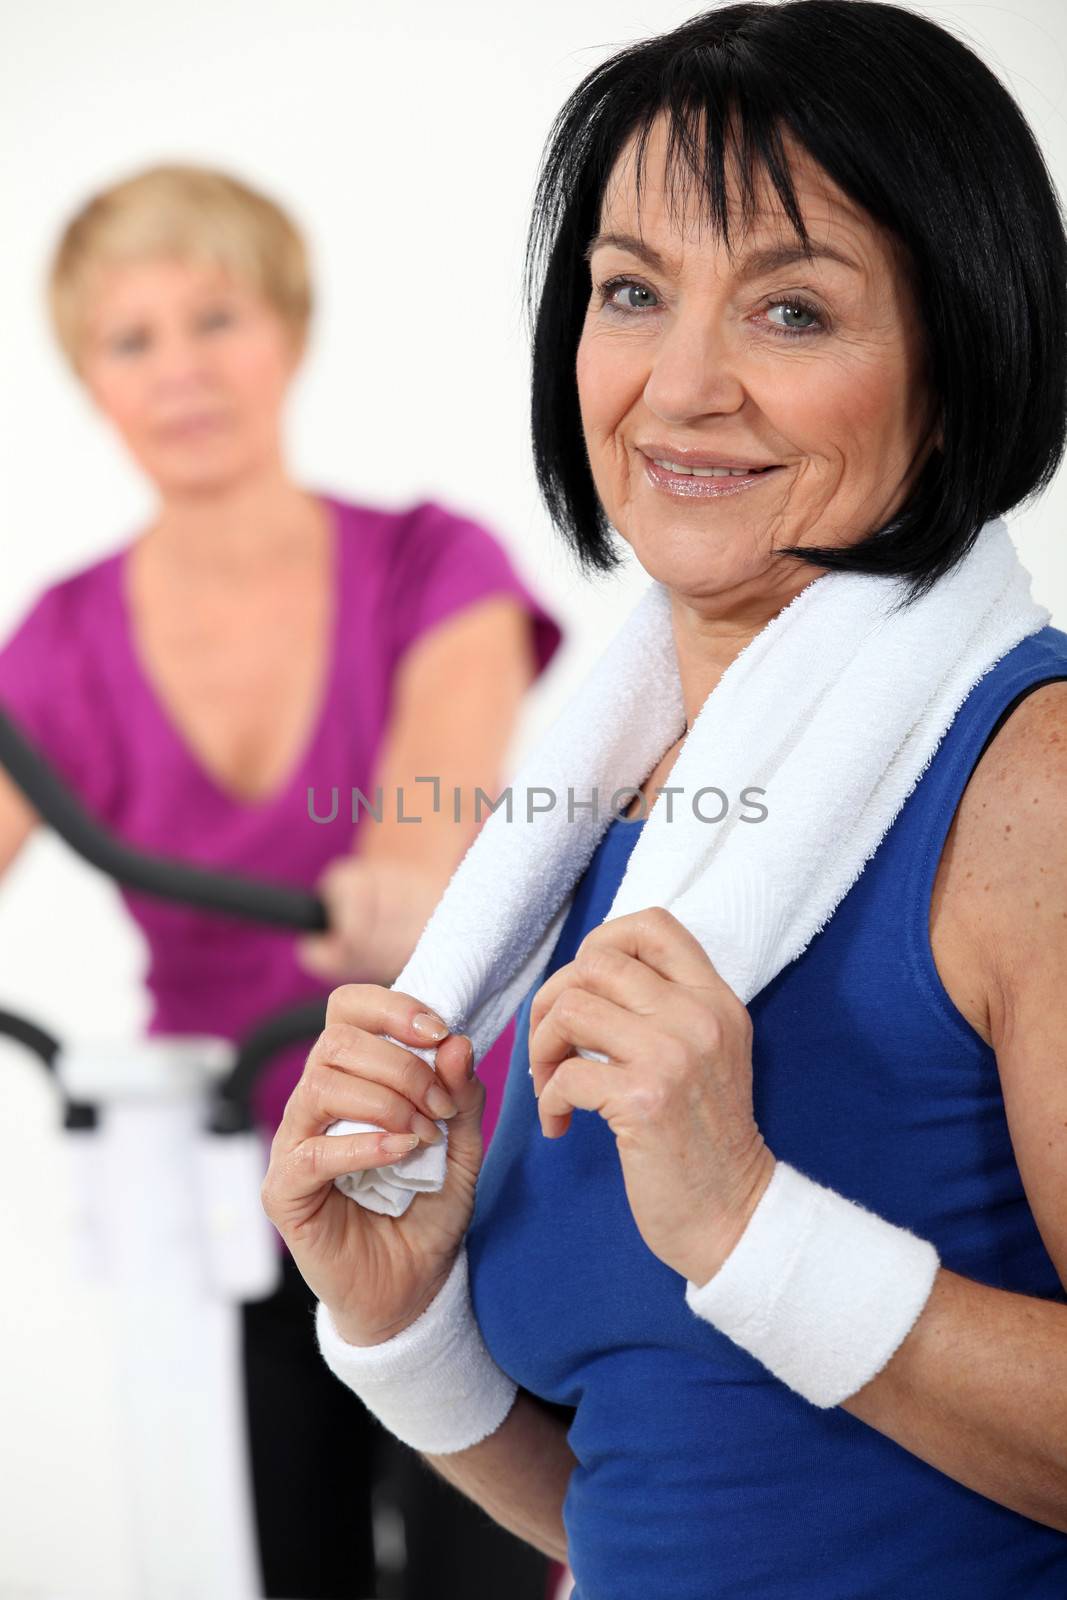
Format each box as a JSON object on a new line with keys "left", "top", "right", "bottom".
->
{"left": 79, "top": 256, "right": 302, "bottom": 498}
{"left": 576, "top": 116, "right": 938, "bottom": 607}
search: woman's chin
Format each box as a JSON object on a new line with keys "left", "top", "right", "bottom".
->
{"left": 626, "top": 534, "right": 761, "bottom": 600}
{"left": 145, "top": 449, "right": 257, "bottom": 499}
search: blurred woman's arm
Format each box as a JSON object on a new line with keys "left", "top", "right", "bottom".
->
{"left": 423, "top": 1389, "right": 575, "bottom": 1562}
{"left": 364, "top": 591, "right": 537, "bottom": 875}
{"left": 0, "top": 769, "right": 37, "bottom": 877}
{"left": 299, "top": 593, "right": 537, "bottom": 983}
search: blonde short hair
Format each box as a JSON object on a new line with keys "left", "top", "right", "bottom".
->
{"left": 47, "top": 162, "right": 313, "bottom": 372}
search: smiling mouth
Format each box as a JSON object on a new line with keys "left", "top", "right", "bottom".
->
{"left": 643, "top": 457, "right": 785, "bottom": 497}
{"left": 650, "top": 457, "right": 777, "bottom": 477}
{"left": 158, "top": 414, "right": 229, "bottom": 439}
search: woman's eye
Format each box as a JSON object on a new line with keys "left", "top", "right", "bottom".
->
{"left": 599, "top": 277, "right": 659, "bottom": 313}
{"left": 199, "top": 307, "right": 236, "bottom": 332}
{"left": 765, "top": 299, "right": 823, "bottom": 335}
{"left": 110, "top": 329, "right": 149, "bottom": 355}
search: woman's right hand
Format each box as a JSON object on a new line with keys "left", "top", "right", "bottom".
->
{"left": 261, "top": 983, "right": 485, "bottom": 1346}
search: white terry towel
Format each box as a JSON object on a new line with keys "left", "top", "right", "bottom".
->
{"left": 329, "top": 517, "right": 1048, "bottom": 1215}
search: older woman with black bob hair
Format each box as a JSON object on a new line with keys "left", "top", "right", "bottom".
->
{"left": 263, "top": 3, "right": 1067, "bottom": 1595}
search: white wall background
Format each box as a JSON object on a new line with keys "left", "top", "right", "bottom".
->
{"left": 1, "top": 2, "right": 1066, "bottom": 1594}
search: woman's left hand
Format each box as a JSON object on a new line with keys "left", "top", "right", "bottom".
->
{"left": 297, "top": 855, "right": 443, "bottom": 986}
{"left": 529, "top": 906, "right": 777, "bottom": 1287}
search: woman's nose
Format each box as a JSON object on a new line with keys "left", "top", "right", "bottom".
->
{"left": 642, "top": 313, "right": 746, "bottom": 424}
{"left": 149, "top": 332, "right": 216, "bottom": 390}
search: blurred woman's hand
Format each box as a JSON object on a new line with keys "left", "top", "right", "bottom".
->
{"left": 297, "top": 856, "right": 445, "bottom": 985}
{"left": 261, "top": 983, "right": 485, "bottom": 1344}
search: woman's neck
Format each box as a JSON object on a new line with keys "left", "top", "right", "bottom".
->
{"left": 142, "top": 461, "right": 326, "bottom": 578}
{"left": 670, "top": 565, "right": 824, "bottom": 727}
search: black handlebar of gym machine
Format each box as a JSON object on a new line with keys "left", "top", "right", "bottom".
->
{"left": 0, "top": 709, "right": 331, "bottom": 1133}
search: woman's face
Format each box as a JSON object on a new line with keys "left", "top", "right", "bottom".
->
{"left": 576, "top": 117, "right": 938, "bottom": 607}
{"left": 78, "top": 256, "right": 302, "bottom": 498}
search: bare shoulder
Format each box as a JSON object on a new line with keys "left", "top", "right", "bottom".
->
{"left": 394, "top": 594, "right": 535, "bottom": 697}
{"left": 943, "top": 679, "right": 1067, "bottom": 1004}
{"left": 929, "top": 681, "right": 1067, "bottom": 1046}
{"left": 936, "top": 680, "right": 1067, "bottom": 1289}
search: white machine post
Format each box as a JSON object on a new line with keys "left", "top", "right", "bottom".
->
{"left": 56, "top": 1037, "right": 280, "bottom": 1600}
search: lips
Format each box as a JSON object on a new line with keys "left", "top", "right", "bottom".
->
{"left": 642, "top": 454, "right": 785, "bottom": 499}
{"left": 157, "top": 413, "right": 229, "bottom": 439}
{"left": 651, "top": 459, "right": 775, "bottom": 478}
{"left": 638, "top": 445, "right": 782, "bottom": 473}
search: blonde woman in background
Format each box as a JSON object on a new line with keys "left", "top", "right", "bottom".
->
{"left": 0, "top": 164, "right": 562, "bottom": 1599}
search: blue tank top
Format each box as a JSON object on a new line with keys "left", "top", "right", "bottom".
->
{"left": 466, "top": 625, "right": 1067, "bottom": 1600}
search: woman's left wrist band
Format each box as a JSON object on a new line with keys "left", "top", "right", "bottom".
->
{"left": 685, "top": 1160, "right": 940, "bottom": 1409}
{"left": 315, "top": 1243, "right": 518, "bottom": 1454}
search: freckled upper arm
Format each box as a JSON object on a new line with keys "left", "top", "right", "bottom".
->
{"left": 967, "top": 683, "right": 1067, "bottom": 1290}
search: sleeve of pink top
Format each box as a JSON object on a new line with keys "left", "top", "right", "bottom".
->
{"left": 0, "top": 580, "right": 120, "bottom": 823}
{"left": 385, "top": 499, "right": 564, "bottom": 677}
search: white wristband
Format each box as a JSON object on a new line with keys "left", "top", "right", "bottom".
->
{"left": 315, "top": 1243, "right": 518, "bottom": 1454}
{"left": 685, "top": 1160, "right": 940, "bottom": 1409}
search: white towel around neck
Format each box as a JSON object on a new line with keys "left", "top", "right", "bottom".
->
{"left": 329, "top": 517, "right": 1048, "bottom": 1215}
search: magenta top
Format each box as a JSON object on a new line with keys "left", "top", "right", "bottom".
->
{"left": 0, "top": 492, "right": 563, "bottom": 1139}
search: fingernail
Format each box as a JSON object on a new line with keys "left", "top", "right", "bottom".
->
{"left": 411, "top": 1112, "right": 443, "bottom": 1144}
{"left": 426, "top": 1083, "right": 458, "bottom": 1120}
{"left": 381, "top": 1132, "right": 420, "bottom": 1155}
{"left": 465, "top": 1037, "right": 477, "bottom": 1078}
{"left": 412, "top": 1010, "right": 448, "bottom": 1040}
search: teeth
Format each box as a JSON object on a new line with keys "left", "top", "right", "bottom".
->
{"left": 653, "top": 459, "right": 763, "bottom": 477}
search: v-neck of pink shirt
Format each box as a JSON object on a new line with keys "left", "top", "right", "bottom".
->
{"left": 110, "top": 492, "right": 347, "bottom": 816}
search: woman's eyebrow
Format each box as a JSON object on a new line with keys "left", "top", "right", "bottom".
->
{"left": 739, "top": 242, "right": 862, "bottom": 278}
{"left": 584, "top": 230, "right": 861, "bottom": 279}
{"left": 96, "top": 315, "right": 143, "bottom": 339}
{"left": 583, "top": 231, "right": 670, "bottom": 270}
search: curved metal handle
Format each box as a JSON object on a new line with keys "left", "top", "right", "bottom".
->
{"left": 0, "top": 1007, "right": 96, "bottom": 1127}
{"left": 0, "top": 709, "right": 335, "bottom": 1117}
{"left": 210, "top": 997, "right": 329, "bottom": 1133}
{"left": 0, "top": 710, "right": 327, "bottom": 931}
